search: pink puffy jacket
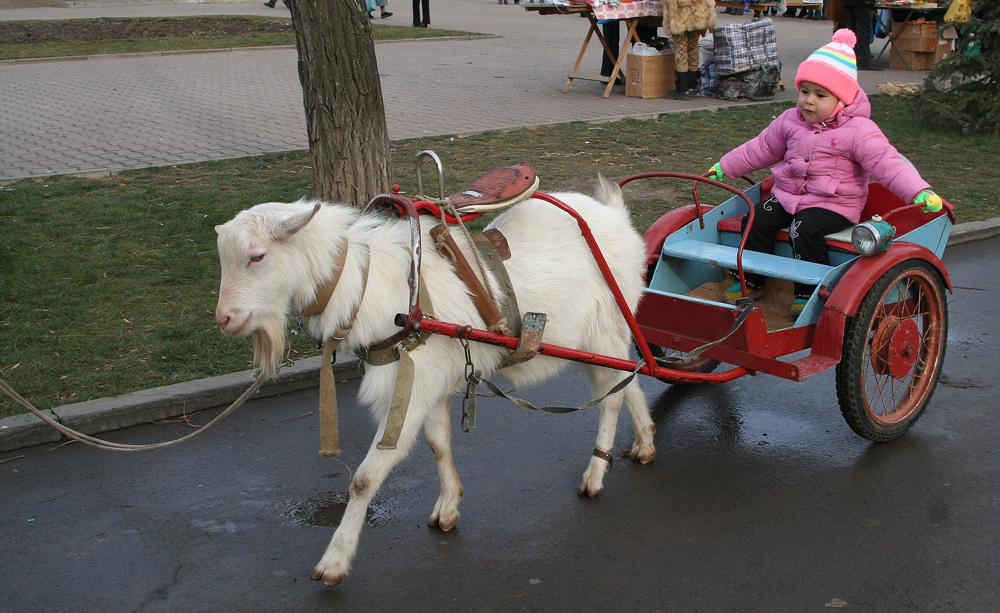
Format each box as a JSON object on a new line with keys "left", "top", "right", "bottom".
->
{"left": 719, "top": 89, "right": 931, "bottom": 224}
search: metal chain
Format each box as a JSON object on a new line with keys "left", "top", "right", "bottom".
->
{"left": 460, "top": 336, "right": 479, "bottom": 433}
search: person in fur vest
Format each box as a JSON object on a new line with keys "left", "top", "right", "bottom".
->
{"left": 662, "top": 0, "right": 717, "bottom": 99}
{"left": 707, "top": 30, "right": 943, "bottom": 315}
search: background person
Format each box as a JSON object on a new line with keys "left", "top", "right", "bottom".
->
{"left": 662, "top": 0, "right": 717, "bottom": 99}
{"left": 842, "top": 0, "right": 882, "bottom": 69}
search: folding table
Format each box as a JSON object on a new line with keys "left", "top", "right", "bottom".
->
{"left": 524, "top": 1, "right": 664, "bottom": 98}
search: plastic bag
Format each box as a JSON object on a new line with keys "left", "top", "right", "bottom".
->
{"left": 945, "top": 0, "right": 972, "bottom": 23}
{"left": 713, "top": 18, "right": 779, "bottom": 77}
{"left": 716, "top": 62, "right": 781, "bottom": 101}
{"left": 631, "top": 42, "right": 664, "bottom": 56}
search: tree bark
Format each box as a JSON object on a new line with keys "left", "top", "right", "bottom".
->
{"left": 288, "top": 0, "right": 392, "bottom": 205}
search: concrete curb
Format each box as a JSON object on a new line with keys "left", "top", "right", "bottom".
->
{"left": 944, "top": 216, "right": 1000, "bottom": 245}
{"left": 3, "top": 215, "right": 998, "bottom": 454}
{"left": 0, "top": 354, "right": 360, "bottom": 454}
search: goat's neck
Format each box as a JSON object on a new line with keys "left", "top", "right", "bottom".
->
{"left": 306, "top": 213, "right": 409, "bottom": 351}
{"left": 302, "top": 242, "right": 352, "bottom": 318}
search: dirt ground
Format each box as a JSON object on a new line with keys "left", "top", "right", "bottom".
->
{"left": 0, "top": 17, "right": 293, "bottom": 44}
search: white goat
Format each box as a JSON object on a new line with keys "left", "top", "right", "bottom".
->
{"left": 215, "top": 178, "right": 656, "bottom": 586}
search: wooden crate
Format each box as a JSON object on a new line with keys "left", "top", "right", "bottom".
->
{"left": 626, "top": 53, "right": 675, "bottom": 98}
{"left": 889, "top": 39, "right": 950, "bottom": 70}
{"left": 894, "top": 21, "right": 940, "bottom": 53}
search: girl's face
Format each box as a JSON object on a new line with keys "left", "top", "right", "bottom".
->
{"left": 797, "top": 81, "right": 841, "bottom": 124}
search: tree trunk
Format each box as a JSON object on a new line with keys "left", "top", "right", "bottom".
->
{"left": 288, "top": 0, "right": 392, "bottom": 205}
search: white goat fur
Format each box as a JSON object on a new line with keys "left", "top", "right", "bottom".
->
{"left": 215, "top": 178, "right": 656, "bottom": 586}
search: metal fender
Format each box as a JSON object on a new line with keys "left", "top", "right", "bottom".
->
{"left": 823, "top": 242, "right": 953, "bottom": 318}
{"left": 642, "top": 205, "right": 702, "bottom": 270}
{"left": 809, "top": 243, "right": 952, "bottom": 365}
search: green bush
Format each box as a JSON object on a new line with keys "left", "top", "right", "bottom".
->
{"left": 908, "top": 0, "right": 1000, "bottom": 136}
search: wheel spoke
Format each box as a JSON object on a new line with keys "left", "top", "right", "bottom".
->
{"left": 837, "top": 262, "right": 947, "bottom": 441}
{"left": 859, "top": 270, "right": 941, "bottom": 422}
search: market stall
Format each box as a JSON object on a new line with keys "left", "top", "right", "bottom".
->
{"left": 873, "top": 2, "right": 950, "bottom": 70}
{"left": 523, "top": 1, "right": 663, "bottom": 97}
{"left": 715, "top": 0, "right": 779, "bottom": 17}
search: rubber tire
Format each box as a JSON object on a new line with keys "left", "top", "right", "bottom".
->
{"left": 836, "top": 259, "right": 948, "bottom": 442}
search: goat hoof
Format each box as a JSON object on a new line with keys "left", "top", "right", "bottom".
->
{"left": 629, "top": 446, "right": 656, "bottom": 464}
{"left": 428, "top": 512, "right": 459, "bottom": 532}
{"left": 312, "top": 562, "right": 347, "bottom": 586}
{"left": 312, "top": 571, "right": 345, "bottom": 586}
{"left": 577, "top": 481, "right": 603, "bottom": 499}
{"left": 629, "top": 435, "right": 657, "bottom": 464}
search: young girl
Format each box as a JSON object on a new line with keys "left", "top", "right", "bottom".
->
{"left": 708, "top": 29, "right": 942, "bottom": 314}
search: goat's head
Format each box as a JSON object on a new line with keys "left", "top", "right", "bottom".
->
{"left": 215, "top": 201, "right": 323, "bottom": 375}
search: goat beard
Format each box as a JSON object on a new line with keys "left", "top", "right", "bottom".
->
{"left": 251, "top": 316, "right": 287, "bottom": 377}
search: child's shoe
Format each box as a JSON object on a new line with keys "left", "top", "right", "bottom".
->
{"left": 723, "top": 280, "right": 763, "bottom": 302}
{"left": 790, "top": 297, "right": 808, "bottom": 317}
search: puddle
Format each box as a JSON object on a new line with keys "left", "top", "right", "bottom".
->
{"left": 284, "top": 492, "right": 393, "bottom": 528}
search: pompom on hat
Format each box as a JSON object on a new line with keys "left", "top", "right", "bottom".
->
{"left": 795, "top": 29, "right": 859, "bottom": 105}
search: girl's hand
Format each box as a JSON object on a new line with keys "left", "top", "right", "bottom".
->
{"left": 708, "top": 162, "right": 725, "bottom": 181}
{"left": 914, "top": 190, "right": 943, "bottom": 213}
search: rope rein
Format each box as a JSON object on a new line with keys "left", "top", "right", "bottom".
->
{"left": 0, "top": 373, "right": 266, "bottom": 453}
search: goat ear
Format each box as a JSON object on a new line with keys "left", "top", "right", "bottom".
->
{"left": 274, "top": 202, "right": 321, "bottom": 241}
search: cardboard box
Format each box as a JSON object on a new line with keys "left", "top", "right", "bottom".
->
{"left": 894, "top": 21, "right": 939, "bottom": 53}
{"left": 626, "top": 53, "right": 675, "bottom": 98}
{"left": 889, "top": 39, "right": 950, "bottom": 70}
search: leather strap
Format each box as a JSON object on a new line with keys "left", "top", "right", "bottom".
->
{"left": 593, "top": 448, "right": 615, "bottom": 469}
{"left": 356, "top": 282, "right": 434, "bottom": 366}
{"left": 472, "top": 228, "right": 521, "bottom": 339}
{"left": 303, "top": 243, "right": 350, "bottom": 317}
{"left": 378, "top": 346, "right": 416, "bottom": 450}
{"left": 474, "top": 228, "right": 511, "bottom": 260}
{"left": 431, "top": 223, "right": 508, "bottom": 334}
{"left": 314, "top": 245, "right": 370, "bottom": 457}
{"left": 498, "top": 312, "right": 544, "bottom": 369}
{"left": 318, "top": 338, "right": 341, "bottom": 457}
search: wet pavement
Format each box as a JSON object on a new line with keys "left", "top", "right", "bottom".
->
{"left": 2, "top": 234, "right": 998, "bottom": 611}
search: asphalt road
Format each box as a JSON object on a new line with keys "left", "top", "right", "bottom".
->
{"left": 2, "top": 235, "right": 998, "bottom": 612}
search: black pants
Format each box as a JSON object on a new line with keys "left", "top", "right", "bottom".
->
{"left": 846, "top": 5, "right": 875, "bottom": 67}
{"left": 738, "top": 197, "right": 852, "bottom": 296}
{"left": 412, "top": 0, "right": 429, "bottom": 25}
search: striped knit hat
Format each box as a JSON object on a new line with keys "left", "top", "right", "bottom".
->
{"left": 795, "top": 29, "right": 859, "bottom": 105}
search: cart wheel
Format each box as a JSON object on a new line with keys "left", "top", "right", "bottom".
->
{"left": 836, "top": 260, "right": 948, "bottom": 442}
{"left": 646, "top": 344, "right": 720, "bottom": 375}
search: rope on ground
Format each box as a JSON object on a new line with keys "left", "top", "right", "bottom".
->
{"left": 0, "top": 374, "right": 266, "bottom": 453}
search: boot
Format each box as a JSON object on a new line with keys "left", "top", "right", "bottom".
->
{"left": 688, "top": 70, "right": 701, "bottom": 96}
{"left": 666, "top": 71, "right": 692, "bottom": 100}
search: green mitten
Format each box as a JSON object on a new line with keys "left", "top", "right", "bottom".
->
{"left": 708, "top": 162, "right": 725, "bottom": 181}
{"left": 914, "top": 189, "right": 942, "bottom": 213}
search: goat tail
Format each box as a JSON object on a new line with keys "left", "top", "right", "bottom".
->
{"left": 595, "top": 174, "right": 628, "bottom": 213}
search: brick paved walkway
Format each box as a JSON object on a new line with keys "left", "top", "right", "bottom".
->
{"left": 0, "top": 0, "right": 917, "bottom": 182}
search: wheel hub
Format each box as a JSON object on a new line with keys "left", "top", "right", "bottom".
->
{"left": 870, "top": 315, "right": 921, "bottom": 378}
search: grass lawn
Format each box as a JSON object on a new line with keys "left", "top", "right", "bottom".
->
{"left": 0, "top": 16, "right": 485, "bottom": 60}
{"left": 1, "top": 95, "right": 997, "bottom": 418}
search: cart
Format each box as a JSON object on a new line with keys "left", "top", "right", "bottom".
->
{"left": 374, "top": 154, "right": 955, "bottom": 443}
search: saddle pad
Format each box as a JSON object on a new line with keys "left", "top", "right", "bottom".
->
{"left": 449, "top": 164, "right": 539, "bottom": 212}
